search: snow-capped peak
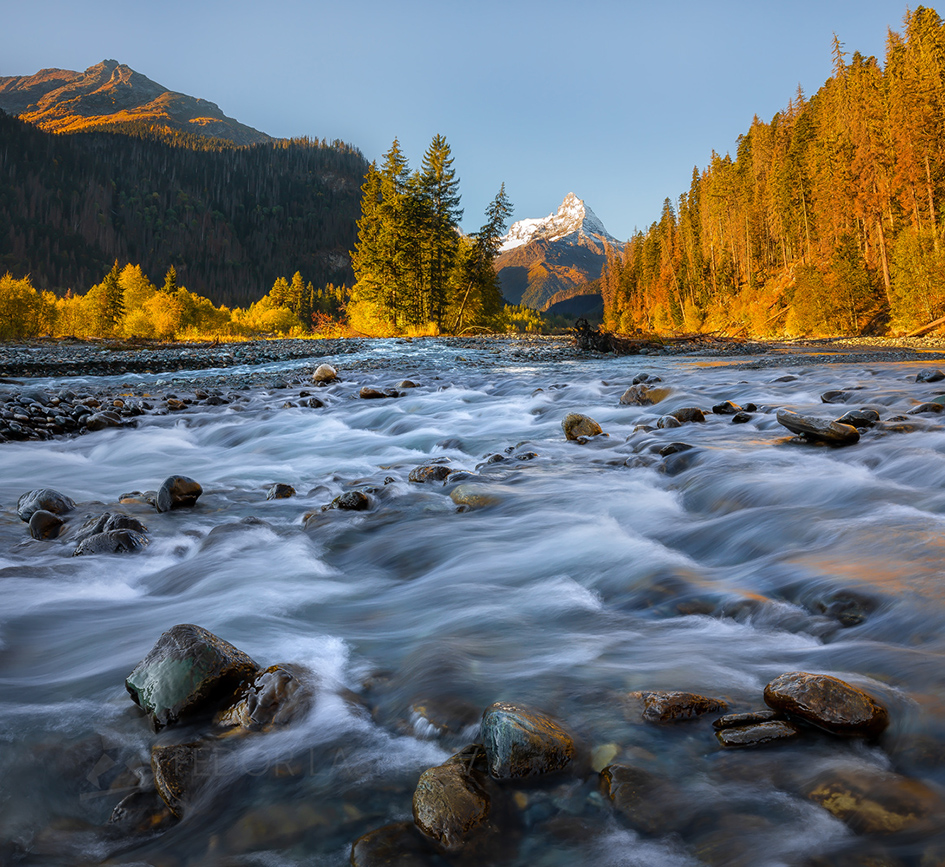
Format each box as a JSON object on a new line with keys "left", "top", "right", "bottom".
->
{"left": 499, "top": 192, "right": 619, "bottom": 253}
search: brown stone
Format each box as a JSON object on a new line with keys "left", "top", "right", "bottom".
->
{"left": 480, "top": 701, "right": 574, "bottom": 779}
{"left": 619, "top": 384, "right": 670, "bottom": 406}
{"left": 670, "top": 407, "right": 706, "bottom": 423}
{"left": 150, "top": 742, "right": 210, "bottom": 818}
{"left": 764, "top": 671, "right": 888, "bottom": 737}
{"left": 215, "top": 663, "right": 312, "bottom": 732}
{"left": 409, "top": 465, "right": 454, "bottom": 483}
{"left": 600, "top": 763, "right": 687, "bottom": 835}
{"left": 776, "top": 409, "right": 860, "bottom": 445}
{"left": 562, "top": 413, "right": 602, "bottom": 441}
{"left": 715, "top": 720, "right": 801, "bottom": 748}
{"left": 629, "top": 690, "right": 728, "bottom": 723}
{"left": 312, "top": 363, "right": 337, "bottom": 383}
{"left": 351, "top": 822, "right": 438, "bottom": 866}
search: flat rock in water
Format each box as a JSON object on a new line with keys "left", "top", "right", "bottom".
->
{"left": 73, "top": 528, "right": 149, "bottom": 555}
{"left": 712, "top": 400, "right": 742, "bottom": 415}
{"left": 480, "top": 701, "right": 574, "bottom": 779}
{"left": 776, "top": 409, "right": 860, "bottom": 445}
{"left": 351, "top": 822, "right": 440, "bottom": 867}
{"left": 599, "top": 763, "right": 688, "bottom": 835}
{"left": 216, "top": 663, "right": 312, "bottom": 732}
{"left": 409, "top": 465, "right": 454, "bottom": 483}
{"left": 412, "top": 746, "right": 491, "bottom": 853}
{"left": 916, "top": 369, "right": 945, "bottom": 383}
{"left": 75, "top": 512, "right": 148, "bottom": 542}
{"left": 155, "top": 475, "right": 202, "bottom": 512}
{"left": 715, "top": 720, "right": 801, "bottom": 748}
{"left": 619, "top": 384, "right": 670, "bottom": 406}
{"left": 763, "top": 671, "right": 888, "bottom": 737}
{"left": 450, "top": 484, "right": 503, "bottom": 509}
{"left": 909, "top": 402, "right": 945, "bottom": 415}
{"left": 562, "top": 413, "right": 603, "bottom": 441}
{"left": 713, "top": 710, "right": 782, "bottom": 730}
{"left": 836, "top": 409, "right": 880, "bottom": 429}
{"left": 630, "top": 690, "right": 728, "bottom": 723}
{"left": 125, "top": 624, "right": 259, "bottom": 730}
{"left": 670, "top": 407, "right": 706, "bottom": 424}
{"left": 806, "top": 766, "right": 945, "bottom": 834}
{"left": 17, "top": 488, "right": 75, "bottom": 522}
{"left": 821, "top": 390, "right": 852, "bottom": 404}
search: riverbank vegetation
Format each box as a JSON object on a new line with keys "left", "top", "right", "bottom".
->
{"left": 602, "top": 6, "right": 945, "bottom": 339}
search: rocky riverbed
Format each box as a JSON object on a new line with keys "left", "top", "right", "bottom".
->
{"left": 6, "top": 336, "right": 945, "bottom": 865}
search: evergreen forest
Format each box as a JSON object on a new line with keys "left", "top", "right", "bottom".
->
{"left": 0, "top": 111, "right": 366, "bottom": 308}
{"left": 602, "top": 6, "right": 945, "bottom": 338}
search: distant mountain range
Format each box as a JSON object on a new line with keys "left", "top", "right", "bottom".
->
{"left": 495, "top": 193, "right": 621, "bottom": 312}
{"left": 0, "top": 60, "right": 269, "bottom": 146}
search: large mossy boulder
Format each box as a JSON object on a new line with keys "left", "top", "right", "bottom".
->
{"left": 763, "top": 671, "right": 888, "bottom": 737}
{"left": 125, "top": 624, "right": 259, "bottom": 731}
{"left": 412, "top": 746, "right": 491, "bottom": 853}
{"left": 479, "top": 701, "right": 574, "bottom": 779}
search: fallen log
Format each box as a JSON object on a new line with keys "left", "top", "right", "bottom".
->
{"left": 905, "top": 315, "right": 945, "bottom": 338}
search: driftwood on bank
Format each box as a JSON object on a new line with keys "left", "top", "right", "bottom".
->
{"left": 570, "top": 319, "right": 749, "bottom": 355}
{"left": 906, "top": 314, "right": 945, "bottom": 338}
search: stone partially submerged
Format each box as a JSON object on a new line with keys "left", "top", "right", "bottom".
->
{"left": 562, "top": 413, "right": 603, "bottom": 441}
{"left": 776, "top": 409, "right": 860, "bottom": 446}
{"left": 125, "top": 624, "right": 259, "bottom": 730}
{"left": 155, "top": 475, "right": 203, "bottom": 513}
{"left": 764, "top": 671, "right": 888, "bottom": 737}
{"left": 215, "top": 663, "right": 313, "bottom": 732}
{"left": 479, "top": 701, "right": 574, "bottom": 779}
{"left": 17, "top": 488, "right": 75, "bottom": 522}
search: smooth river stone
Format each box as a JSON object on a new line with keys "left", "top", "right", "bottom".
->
{"left": 151, "top": 741, "right": 209, "bottom": 818}
{"left": 599, "top": 763, "right": 688, "bottom": 835}
{"left": 215, "top": 663, "right": 312, "bottom": 732}
{"left": 630, "top": 690, "right": 728, "bottom": 723}
{"left": 351, "top": 822, "right": 437, "bottom": 867}
{"left": 312, "top": 363, "right": 337, "bottom": 383}
{"left": 16, "top": 488, "right": 76, "bottom": 522}
{"left": 412, "top": 746, "right": 491, "bottom": 852}
{"left": 155, "top": 475, "right": 202, "bottom": 512}
{"left": 480, "top": 701, "right": 574, "bottom": 779}
{"left": 450, "top": 484, "right": 503, "bottom": 509}
{"left": 776, "top": 409, "right": 860, "bottom": 445}
{"left": 619, "top": 384, "right": 670, "bottom": 406}
{"left": 715, "top": 720, "right": 801, "bottom": 748}
{"left": 763, "top": 671, "right": 888, "bottom": 737}
{"left": 126, "top": 624, "right": 259, "bottom": 730}
{"left": 73, "top": 528, "right": 149, "bottom": 556}
{"left": 562, "top": 413, "right": 602, "bottom": 441}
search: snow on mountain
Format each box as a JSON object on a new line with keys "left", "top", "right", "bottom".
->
{"left": 499, "top": 192, "right": 620, "bottom": 253}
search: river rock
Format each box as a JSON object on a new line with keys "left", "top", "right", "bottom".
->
{"left": 763, "top": 671, "right": 888, "bottom": 737}
{"left": 480, "top": 701, "right": 574, "bottom": 779}
{"left": 266, "top": 483, "right": 296, "bottom": 500}
{"left": 656, "top": 414, "right": 682, "bottom": 429}
{"left": 125, "top": 624, "right": 259, "bottom": 730}
{"left": 330, "top": 491, "right": 370, "bottom": 511}
{"left": 629, "top": 690, "right": 728, "bottom": 723}
{"left": 776, "top": 409, "right": 860, "bottom": 445}
{"left": 712, "top": 400, "right": 742, "bottom": 415}
{"left": 657, "top": 442, "right": 693, "bottom": 457}
{"left": 17, "top": 488, "right": 76, "bottom": 522}
{"left": 806, "top": 766, "right": 945, "bottom": 834}
{"left": 562, "top": 413, "right": 603, "bottom": 441}
{"left": 731, "top": 411, "right": 752, "bottom": 424}
{"left": 916, "top": 369, "right": 945, "bottom": 383}
{"left": 715, "top": 720, "right": 801, "bottom": 748}
{"left": 351, "top": 822, "right": 439, "bottom": 867}
{"left": 85, "top": 410, "right": 123, "bottom": 431}
{"left": 28, "top": 509, "right": 64, "bottom": 540}
{"left": 215, "top": 663, "right": 312, "bottom": 732}
{"left": 155, "top": 475, "right": 202, "bottom": 512}
{"left": 450, "top": 484, "right": 503, "bottom": 509}
{"left": 821, "top": 390, "right": 852, "bottom": 404}
{"left": 108, "top": 789, "right": 176, "bottom": 835}
{"left": 836, "top": 409, "right": 881, "bottom": 428}
{"left": 151, "top": 742, "right": 209, "bottom": 818}
{"left": 599, "top": 763, "right": 687, "bottom": 835}
{"left": 670, "top": 407, "right": 706, "bottom": 424}
{"left": 619, "top": 384, "right": 670, "bottom": 406}
{"left": 908, "top": 402, "right": 945, "bottom": 415}
{"left": 75, "top": 512, "right": 148, "bottom": 542}
{"left": 73, "top": 528, "right": 150, "bottom": 556}
{"left": 409, "top": 465, "right": 454, "bottom": 483}
{"left": 312, "top": 363, "right": 337, "bottom": 383}
{"left": 412, "top": 746, "right": 491, "bottom": 853}
{"left": 713, "top": 710, "right": 782, "bottom": 729}
{"left": 360, "top": 386, "right": 392, "bottom": 399}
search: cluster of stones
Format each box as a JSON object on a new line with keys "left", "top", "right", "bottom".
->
{"left": 15, "top": 474, "right": 202, "bottom": 552}
{"left": 120, "top": 624, "right": 315, "bottom": 823}
{"left": 0, "top": 387, "right": 149, "bottom": 442}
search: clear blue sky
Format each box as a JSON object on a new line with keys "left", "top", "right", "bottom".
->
{"left": 1, "top": 0, "right": 908, "bottom": 240}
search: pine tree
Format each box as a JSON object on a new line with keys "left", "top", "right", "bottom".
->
{"left": 162, "top": 265, "right": 179, "bottom": 294}
{"left": 101, "top": 260, "right": 124, "bottom": 332}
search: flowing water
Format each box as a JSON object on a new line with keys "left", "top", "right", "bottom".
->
{"left": 3, "top": 339, "right": 945, "bottom": 866}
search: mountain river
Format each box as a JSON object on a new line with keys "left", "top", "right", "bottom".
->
{"left": 3, "top": 338, "right": 945, "bottom": 866}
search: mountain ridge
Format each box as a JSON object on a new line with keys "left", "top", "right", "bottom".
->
{"left": 0, "top": 60, "right": 270, "bottom": 146}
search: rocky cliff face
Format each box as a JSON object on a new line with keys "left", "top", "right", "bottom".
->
{"left": 0, "top": 60, "right": 270, "bottom": 146}
{"left": 495, "top": 193, "right": 621, "bottom": 310}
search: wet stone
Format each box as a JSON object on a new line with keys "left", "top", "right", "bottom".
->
{"left": 17, "top": 488, "right": 76, "bottom": 522}
{"left": 619, "top": 384, "right": 670, "bottom": 406}
{"left": 715, "top": 720, "right": 801, "bottom": 748}
{"left": 670, "top": 406, "right": 706, "bottom": 423}
{"left": 266, "top": 483, "right": 296, "bottom": 500}
{"left": 657, "top": 442, "right": 693, "bottom": 457}
{"left": 330, "top": 491, "right": 370, "bottom": 511}
{"left": 351, "top": 821, "right": 443, "bottom": 867}
{"left": 450, "top": 484, "right": 503, "bottom": 509}
{"left": 909, "top": 402, "right": 945, "bottom": 415}
{"left": 763, "top": 671, "right": 889, "bottom": 737}
{"left": 480, "top": 701, "right": 575, "bottom": 779}
{"left": 836, "top": 409, "right": 881, "bottom": 429}
{"left": 108, "top": 789, "right": 176, "bottom": 836}
{"left": 75, "top": 512, "right": 148, "bottom": 542}
{"left": 731, "top": 411, "right": 752, "bottom": 424}
{"left": 599, "top": 763, "right": 687, "bottom": 835}
{"left": 562, "top": 413, "right": 603, "bottom": 441}
{"left": 28, "top": 509, "right": 64, "bottom": 540}
{"left": 712, "top": 400, "right": 742, "bottom": 415}
{"left": 409, "top": 465, "right": 454, "bottom": 483}
{"left": 216, "top": 663, "right": 313, "bottom": 732}
{"left": 150, "top": 742, "right": 210, "bottom": 818}
{"left": 412, "top": 746, "right": 492, "bottom": 853}
{"left": 629, "top": 690, "right": 728, "bottom": 723}
{"left": 821, "top": 390, "right": 852, "bottom": 404}
{"left": 360, "top": 386, "right": 391, "bottom": 399}
{"left": 73, "top": 528, "right": 149, "bottom": 556}
{"left": 85, "top": 411, "right": 124, "bottom": 431}
{"left": 713, "top": 710, "right": 782, "bottom": 729}
{"left": 776, "top": 409, "right": 860, "bottom": 445}
{"left": 125, "top": 624, "right": 259, "bottom": 730}
{"left": 155, "top": 475, "right": 202, "bottom": 513}
{"left": 916, "top": 369, "right": 945, "bottom": 383}
{"left": 312, "top": 363, "right": 337, "bottom": 383}
{"left": 806, "top": 767, "right": 945, "bottom": 835}
{"left": 656, "top": 414, "right": 682, "bottom": 429}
